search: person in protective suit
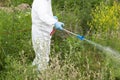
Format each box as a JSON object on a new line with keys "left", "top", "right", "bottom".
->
{"left": 31, "top": 0, "right": 64, "bottom": 71}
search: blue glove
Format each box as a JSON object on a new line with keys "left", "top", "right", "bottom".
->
{"left": 54, "top": 22, "right": 64, "bottom": 30}
{"left": 53, "top": 16, "right": 58, "bottom": 20}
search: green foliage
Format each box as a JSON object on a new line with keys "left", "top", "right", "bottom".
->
{"left": 52, "top": 0, "right": 104, "bottom": 34}
{"left": 0, "top": 10, "right": 34, "bottom": 71}
{"left": 88, "top": 2, "right": 120, "bottom": 34}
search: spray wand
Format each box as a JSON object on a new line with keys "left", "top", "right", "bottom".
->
{"left": 50, "top": 28, "right": 85, "bottom": 40}
{"left": 63, "top": 28, "right": 85, "bottom": 40}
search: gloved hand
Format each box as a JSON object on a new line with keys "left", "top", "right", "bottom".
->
{"left": 54, "top": 22, "right": 64, "bottom": 30}
{"left": 53, "top": 16, "right": 58, "bottom": 20}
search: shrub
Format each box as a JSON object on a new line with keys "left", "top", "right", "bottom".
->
{"left": 88, "top": 2, "right": 120, "bottom": 35}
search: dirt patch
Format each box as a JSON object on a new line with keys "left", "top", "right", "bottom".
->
{"left": 0, "top": 3, "right": 31, "bottom": 12}
{"left": 0, "top": 3, "right": 3, "bottom": 6}
{"left": 0, "top": 3, "right": 4, "bottom": 7}
{"left": 16, "top": 3, "right": 31, "bottom": 11}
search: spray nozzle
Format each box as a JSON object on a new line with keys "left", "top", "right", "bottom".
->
{"left": 76, "top": 35, "right": 85, "bottom": 40}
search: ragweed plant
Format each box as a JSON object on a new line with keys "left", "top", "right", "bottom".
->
{"left": 88, "top": 2, "right": 120, "bottom": 35}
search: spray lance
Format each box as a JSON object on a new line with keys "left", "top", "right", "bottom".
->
{"left": 63, "top": 28, "right": 85, "bottom": 40}
{"left": 50, "top": 28, "right": 85, "bottom": 40}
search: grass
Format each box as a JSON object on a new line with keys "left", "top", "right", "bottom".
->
{"left": 0, "top": 1, "right": 120, "bottom": 80}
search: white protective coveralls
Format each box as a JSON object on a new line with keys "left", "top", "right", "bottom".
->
{"left": 31, "top": 0, "right": 58, "bottom": 71}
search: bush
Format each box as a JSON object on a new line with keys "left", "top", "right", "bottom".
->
{"left": 88, "top": 2, "right": 120, "bottom": 35}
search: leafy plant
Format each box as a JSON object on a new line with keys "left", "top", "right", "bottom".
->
{"left": 88, "top": 2, "right": 120, "bottom": 35}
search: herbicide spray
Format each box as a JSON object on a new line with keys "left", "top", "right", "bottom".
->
{"left": 63, "top": 29, "right": 120, "bottom": 61}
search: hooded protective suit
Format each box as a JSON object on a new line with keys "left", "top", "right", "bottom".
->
{"left": 31, "top": 0, "right": 58, "bottom": 71}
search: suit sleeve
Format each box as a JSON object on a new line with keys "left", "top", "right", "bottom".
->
{"left": 34, "top": 0, "right": 58, "bottom": 26}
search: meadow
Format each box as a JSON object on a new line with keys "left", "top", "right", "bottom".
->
{"left": 0, "top": 0, "right": 120, "bottom": 80}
